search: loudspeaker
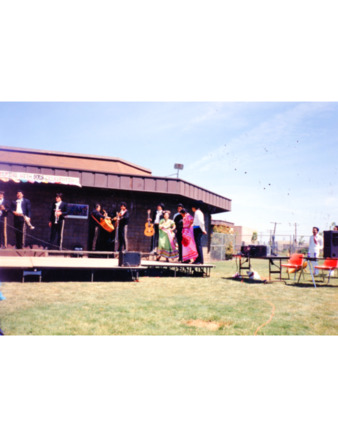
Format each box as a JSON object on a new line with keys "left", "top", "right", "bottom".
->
{"left": 240, "top": 245, "right": 267, "bottom": 258}
{"left": 241, "top": 245, "right": 251, "bottom": 256}
{"left": 249, "top": 245, "right": 268, "bottom": 258}
{"left": 323, "top": 231, "right": 338, "bottom": 258}
{"left": 118, "top": 251, "right": 141, "bottom": 267}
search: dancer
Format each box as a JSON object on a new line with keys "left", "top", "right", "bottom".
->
{"left": 157, "top": 211, "right": 178, "bottom": 261}
{"left": 180, "top": 208, "right": 198, "bottom": 263}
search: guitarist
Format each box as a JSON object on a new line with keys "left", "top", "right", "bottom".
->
{"left": 10, "top": 191, "right": 32, "bottom": 249}
{"left": 48, "top": 193, "right": 68, "bottom": 250}
{"left": 88, "top": 203, "right": 106, "bottom": 251}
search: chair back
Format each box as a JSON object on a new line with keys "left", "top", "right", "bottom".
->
{"left": 323, "top": 258, "right": 338, "bottom": 269}
{"left": 289, "top": 253, "right": 304, "bottom": 266}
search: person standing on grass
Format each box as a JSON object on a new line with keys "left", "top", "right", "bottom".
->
{"left": 192, "top": 201, "right": 207, "bottom": 264}
{"left": 308, "top": 226, "right": 323, "bottom": 275}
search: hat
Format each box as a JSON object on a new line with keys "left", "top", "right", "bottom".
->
{"left": 177, "top": 203, "right": 184, "bottom": 208}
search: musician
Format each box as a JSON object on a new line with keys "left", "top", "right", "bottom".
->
{"left": 150, "top": 203, "right": 164, "bottom": 253}
{"left": 10, "top": 191, "right": 32, "bottom": 249}
{"left": 0, "top": 191, "right": 10, "bottom": 248}
{"left": 115, "top": 201, "right": 129, "bottom": 252}
{"left": 173, "top": 203, "right": 184, "bottom": 262}
{"left": 49, "top": 193, "right": 68, "bottom": 250}
{"left": 88, "top": 203, "right": 106, "bottom": 251}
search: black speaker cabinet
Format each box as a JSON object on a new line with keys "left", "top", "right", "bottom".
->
{"left": 241, "top": 245, "right": 267, "bottom": 258}
{"left": 118, "top": 251, "right": 141, "bottom": 267}
{"left": 323, "top": 231, "right": 338, "bottom": 258}
{"left": 249, "top": 245, "right": 267, "bottom": 258}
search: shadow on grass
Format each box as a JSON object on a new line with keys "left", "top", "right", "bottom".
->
{"left": 223, "top": 277, "right": 268, "bottom": 284}
{"left": 223, "top": 276, "right": 337, "bottom": 288}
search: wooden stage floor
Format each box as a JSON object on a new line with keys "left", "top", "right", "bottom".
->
{"left": 0, "top": 252, "right": 214, "bottom": 282}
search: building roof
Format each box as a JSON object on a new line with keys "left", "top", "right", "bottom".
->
{"left": 0, "top": 145, "right": 231, "bottom": 214}
{"left": 0, "top": 145, "right": 152, "bottom": 176}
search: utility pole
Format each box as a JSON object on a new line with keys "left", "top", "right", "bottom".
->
{"left": 294, "top": 223, "right": 298, "bottom": 244}
{"left": 270, "top": 222, "right": 281, "bottom": 255}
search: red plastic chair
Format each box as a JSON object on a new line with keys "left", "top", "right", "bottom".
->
{"left": 315, "top": 258, "right": 338, "bottom": 284}
{"left": 281, "top": 253, "right": 304, "bottom": 281}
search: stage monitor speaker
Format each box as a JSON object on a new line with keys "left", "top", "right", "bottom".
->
{"left": 118, "top": 251, "right": 141, "bottom": 267}
{"left": 323, "top": 231, "right": 338, "bottom": 258}
{"left": 249, "top": 245, "right": 268, "bottom": 258}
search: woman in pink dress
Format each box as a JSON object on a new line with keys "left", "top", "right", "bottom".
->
{"left": 180, "top": 209, "right": 198, "bottom": 263}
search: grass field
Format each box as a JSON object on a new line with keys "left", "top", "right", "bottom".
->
{"left": 0, "top": 259, "right": 337, "bottom": 335}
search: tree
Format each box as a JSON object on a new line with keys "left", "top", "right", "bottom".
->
{"left": 251, "top": 231, "right": 258, "bottom": 245}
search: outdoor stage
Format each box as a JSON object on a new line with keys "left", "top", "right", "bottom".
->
{"left": 0, "top": 250, "right": 214, "bottom": 282}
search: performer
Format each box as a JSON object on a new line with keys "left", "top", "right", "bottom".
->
{"left": 150, "top": 203, "right": 164, "bottom": 253}
{"left": 0, "top": 191, "right": 10, "bottom": 248}
{"left": 88, "top": 203, "right": 106, "bottom": 251}
{"left": 115, "top": 202, "right": 129, "bottom": 252}
{"left": 308, "top": 226, "right": 323, "bottom": 275}
{"left": 192, "top": 201, "right": 207, "bottom": 264}
{"left": 157, "top": 211, "right": 178, "bottom": 261}
{"left": 49, "top": 193, "right": 68, "bottom": 250}
{"left": 173, "top": 203, "right": 184, "bottom": 262}
{"left": 10, "top": 191, "right": 32, "bottom": 249}
{"left": 180, "top": 208, "right": 198, "bottom": 263}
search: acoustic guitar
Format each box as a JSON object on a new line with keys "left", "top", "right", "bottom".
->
{"left": 91, "top": 210, "right": 114, "bottom": 233}
{"left": 144, "top": 210, "right": 154, "bottom": 237}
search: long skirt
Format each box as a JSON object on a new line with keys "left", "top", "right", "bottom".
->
{"left": 158, "top": 228, "right": 178, "bottom": 259}
{"left": 182, "top": 227, "right": 198, "bottom": 262}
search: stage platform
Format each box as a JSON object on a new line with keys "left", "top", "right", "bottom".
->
{"left": 0, "top": 252, "right": 214, "bottom": 282}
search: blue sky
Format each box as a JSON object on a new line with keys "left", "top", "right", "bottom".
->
{"left": 0, "top": 101, "right": 337, "bottom": 238}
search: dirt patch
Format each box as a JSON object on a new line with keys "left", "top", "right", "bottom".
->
{"left": 184, "top": 319, "right": 232, "bottom": 331}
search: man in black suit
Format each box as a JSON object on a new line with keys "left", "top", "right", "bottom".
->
{"left": 0, "top": 191, "right": 10, "bottom": 248}
{"left": 10, "top": 191, "right": 32, "bottom": 249}
{"left": 116, "top": 201, "right": 129, "bottom": 252}
{"left": 173, "top": 203, "right": 184, "bottom": 262}
{"left": 49, "top": 193, "right": 68, "bottom": 250}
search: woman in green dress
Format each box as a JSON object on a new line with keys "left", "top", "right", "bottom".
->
{"left": 157, "top": 211, "right": 179, "bottom": 261}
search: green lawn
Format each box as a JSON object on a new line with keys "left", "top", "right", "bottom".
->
{"left": 0, "top": 260, "right": 337, "bottom": 335}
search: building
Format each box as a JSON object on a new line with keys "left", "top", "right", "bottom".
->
{"left": 0, "top": 145, "right": 232, "bottom": 255}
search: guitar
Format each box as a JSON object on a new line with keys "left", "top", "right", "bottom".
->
{"left": 144, "top": 210, "right": 154, "bottom": 237}
{"left": 92, "top": 210, "right": 114, "bottom": 233}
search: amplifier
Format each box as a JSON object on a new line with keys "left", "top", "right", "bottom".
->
{"left": 241, "top": 245, "right": 267, "bottom": 258}
{"left": 118, "top": 251, "right": 141, "bottom": 267}
{"left": 250, "top": 245, "right": 268, "bottom": 258}
{"left": 323, "top": 231, "right": 338, "bottom": 258}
